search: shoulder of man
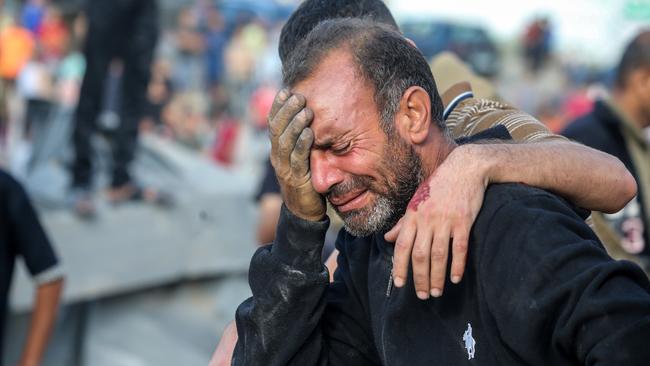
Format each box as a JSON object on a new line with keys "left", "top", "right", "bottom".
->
{"left": 474, "top": 183, "right": 590, "bottom": 237}
{"left": 446, "top": 96, "right": 565, "bottom": 143}
{"left": 469, "top": 183, "right": 593, "bottom": 266}
{"left": 467, "top": 183, "right": 650, "bottom": 364}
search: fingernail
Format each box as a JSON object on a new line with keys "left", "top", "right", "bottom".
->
{"left": 451, "top": 275, "right": 461, "bottom": 284}
{"left": 430, "top": 288, "right": 442, "bottom": 297}
{"left": 394, "top": 277, "right": 404, "bottom": 287}
{"left": 417, "top": 291, "right": 429, "bottom": 300}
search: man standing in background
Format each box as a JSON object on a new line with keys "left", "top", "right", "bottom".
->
{"left": 564, "top": 30, "right": 650, "bottom": 274}
{"left": 69, "top": 0, "right": 165, "bottom": 217}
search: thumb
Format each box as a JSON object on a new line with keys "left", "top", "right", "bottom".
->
{"left": 384, "top": 218, "right": 403, "bottom": 242}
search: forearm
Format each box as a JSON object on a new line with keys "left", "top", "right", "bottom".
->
{"left": 19, "top": 278, "right": 63, "bottom": 366}
{"left": 234, "top": 205, "right": 330, "bottom": 366}
{"left": 209, "top": 320, "right": 238, "bottom": 366}
{"left": 255, "top": 194, "right": 282, "bottom": 244}
{"left": 470, "top": 140, "right": 637, "bottom": 213}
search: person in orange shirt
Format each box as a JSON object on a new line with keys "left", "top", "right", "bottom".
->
{"left": 0, "top": 18, "right": 35, "bottom": 81}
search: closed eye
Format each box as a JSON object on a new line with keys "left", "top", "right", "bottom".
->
{"left": 331, "top": 142, "right": 351, "bottom": 155}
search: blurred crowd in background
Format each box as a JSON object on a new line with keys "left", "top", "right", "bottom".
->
{"left": 0, "top": 0, "right": 642, "bottom": 173}
{"left": 0, "top": 0, "right": 296, "bottom": 171}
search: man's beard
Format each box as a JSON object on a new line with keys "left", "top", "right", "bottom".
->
{"left": 327, "top": 135, "right": 424, "bottom": 237}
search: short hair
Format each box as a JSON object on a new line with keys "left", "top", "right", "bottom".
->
{"left": 616, "top": 30, "right": 650, "bottom": 89}
{"left": 279, "top": 0, "right": 398, "bottom": 65}
{"left": 283, "top": 18, "right": 445, "bottom": 134}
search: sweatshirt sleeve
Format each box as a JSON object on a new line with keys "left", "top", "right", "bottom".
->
{"left": 233, "top": 204, "right": 379, "bottom": 366}
{"left": 478, "top": 191, "right": 650, "bottom": 365}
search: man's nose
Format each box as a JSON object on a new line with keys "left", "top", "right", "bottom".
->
{"left": 310, "top": 150, "right": 344, "bottom": 194}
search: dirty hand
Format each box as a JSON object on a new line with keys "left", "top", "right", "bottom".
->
{"left": 385, "top": 144, "right": 488, "bottom": 300}
{"left": 269, "top": 89, "right": 325, "bottom": 222}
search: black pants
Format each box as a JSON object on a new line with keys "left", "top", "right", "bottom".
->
{"left": 71, "top": 0, "right": 158, "bottom": 189}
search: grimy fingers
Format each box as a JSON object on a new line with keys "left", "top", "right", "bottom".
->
{"left": 269, "top": 88, "right": 291, "bottom": 121}
{"left": 269, "top": 93, "right": 306, "bottom": 142}
{"left": 278, "top": 108, "right": 314, "bottom": 168}
{"left": 290, "top": 128, "right": 314, "bottom": 178}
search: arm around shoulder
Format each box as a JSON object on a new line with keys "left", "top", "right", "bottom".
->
{"left": 467, "top": 139, "right": 637, "bottom": 213}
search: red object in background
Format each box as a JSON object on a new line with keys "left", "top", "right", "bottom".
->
{"left": 37, "top": 18, "right": 69, "bottom": 60}
{"left": 212, "top": 117, "right": 239, "bottom": 165}
{"left": 564, "top": 91, "right": 594, "bottom": 121}
{"left": 250, "top": 85, "right": 277, "bottom": 130}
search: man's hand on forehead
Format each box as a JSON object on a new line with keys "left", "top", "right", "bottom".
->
{"left": 269, "top": 88, "right": 326, "bottom": 222}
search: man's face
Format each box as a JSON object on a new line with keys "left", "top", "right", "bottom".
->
{"left": 293, "top": 49, "right": 423, "bottom": 236}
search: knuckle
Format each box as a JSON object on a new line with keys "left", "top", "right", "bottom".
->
{"left": 294, "top": 138, "right": 306, "bottom": 152}
{"left": 278, "top": 134, "right": 290, "bottom": 149}
{"left": 412, "top": 248, "right": 427, "bottom": 262}
{"left": 395, "top": 238, "right": 411, "bottom": 251}
{"left": 430, "top": 247, "right": 446, "bottom": 261}
{"left": 287, "top": 94, "right": 304, "bottom": 109}
{"left": 290, "top": 151, "right": 305, "bottom": 166}
{"left": 290, "top": 112, "right": 305, "bottom": 128}
{"left": 454, "top": 240, "right": 469, "bottom": 254}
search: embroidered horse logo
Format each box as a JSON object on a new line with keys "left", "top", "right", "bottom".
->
{"left": 463, "top": 323, "right": 476, "bottom": 360}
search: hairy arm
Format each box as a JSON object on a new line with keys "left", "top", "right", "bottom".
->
{"left": 476, "top": 139, "right": 636, "bottom": 213}
{"left": 448, "top": 99, "right": 636, "bottom": 213}
{"left": 18, "top": 278, "right": 63, "bottom": 366}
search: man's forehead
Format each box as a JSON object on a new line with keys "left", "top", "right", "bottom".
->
{"left": 291, "top": 50, "right": 360, "bottom": 102}
{"left": 291, "top": 49, "right": 376, "bottom": 143}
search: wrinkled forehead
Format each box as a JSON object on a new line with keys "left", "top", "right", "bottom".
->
{"left": 291, "top": 50, "right": 380, "bottom": 140}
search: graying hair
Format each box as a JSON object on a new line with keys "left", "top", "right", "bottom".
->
{"left": 282, "top": 18, "right": 446, "bottom": 136}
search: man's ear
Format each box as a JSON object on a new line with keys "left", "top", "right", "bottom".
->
{"left": 395, "top": 86, "right": 431, "bottom": 145}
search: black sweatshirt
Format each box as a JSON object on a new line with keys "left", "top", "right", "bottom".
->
{"left": 234, "top": 183, "right": 650, "bottom": 365}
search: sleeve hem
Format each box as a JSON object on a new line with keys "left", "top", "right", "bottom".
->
{"left": 272, "top": 204, "right": 330, "bottom": 272}
{"left": 33, "top": 263, "right": 64, "bottom": 285}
